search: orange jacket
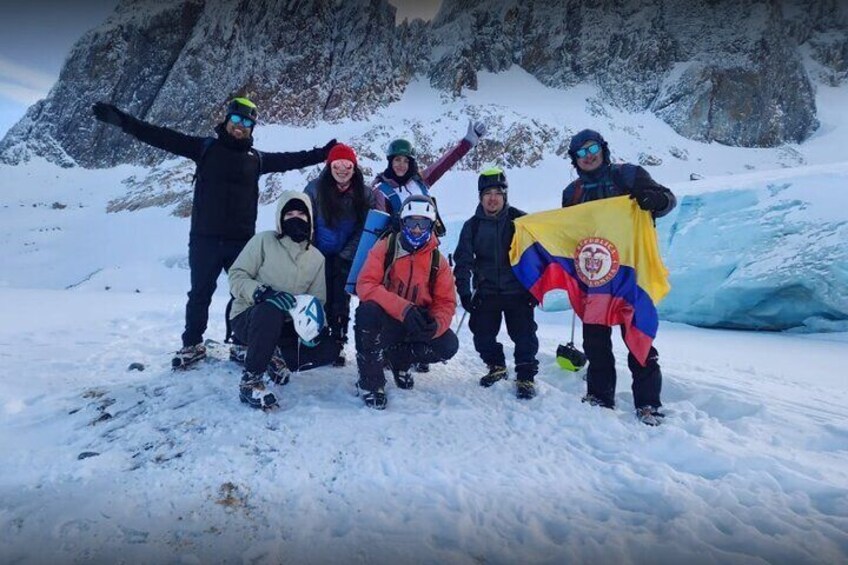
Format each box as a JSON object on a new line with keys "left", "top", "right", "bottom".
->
{"left": 356, "top": 235, "right": 457, "bottom": 337}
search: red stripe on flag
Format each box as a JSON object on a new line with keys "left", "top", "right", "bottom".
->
{"left": 529, "top": 263, "right": 654, "bottom": 366}
{"left": 583, "top": 294, "right": 652, "bottom": 366}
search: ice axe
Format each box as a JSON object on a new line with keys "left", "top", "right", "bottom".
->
{"left": 455, "top": 289, "right": 477, "bottom": 335}
{"left": 556, "top": 310, "right": 587, "bottom": 372}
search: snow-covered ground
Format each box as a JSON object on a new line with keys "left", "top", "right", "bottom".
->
{"left": 1, "top": 288, "right": 847, "bottom": 564}
{"left": 1, "top": 64, "right": 847, "bottom": 562}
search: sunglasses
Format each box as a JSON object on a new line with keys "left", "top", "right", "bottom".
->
{"left": 229, "top": 114, "right": 255, "bottom": 128}
{"left": 402, "top": 217, "right": 434, "bottom": 231}
{"left": 574, "top": 143, "right": 602, "bottom": 159}
{"left": 331, "top": 160, "right": 354, "bottom": 171}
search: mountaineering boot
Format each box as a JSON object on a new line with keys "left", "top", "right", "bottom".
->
{"left": 171, "top": 343, "right": 207, "bottom": 370}
{"left": 239, "top": 370, "right": 278, "bottom": 410}
{"left": 636, "top": 406, "right": 666, "bottom": 427}
{"left": 516, "top": 379, "right": 536, "bottom": 400}
{"left": 356, "top": 380, "right": 387, "bottom": 410}
{"left": 229, "top": 343, "right": 247, "bottom": 365}
{"left": 392, "top": 367, "right": 415, "bottom": 390}
{"left": 479, "top": 365, "right": 508, "bottom": 388}
{"left": 267, "top": 347, "right": 291, "bottom": 386}
{"left": 581, "top": 394, "right": 614, "bottom": 410}
{"left": 413, "top": 362, "right": 430, "bottom": 373}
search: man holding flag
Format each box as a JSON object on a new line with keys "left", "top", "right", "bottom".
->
{"left": 564, "top": 129, "right": 676, "bottom": 425}
{"left": 510, "top": 129, "right": 675, "bottom": 426}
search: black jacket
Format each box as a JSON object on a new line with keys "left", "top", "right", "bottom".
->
{"left": 121, "top": 116, "right": 328, "bottom": 240}
{"left": 453, "top": 204, "right": 528, "bottom": 299}
{"left": 561, "top": 163, "right": 676, "bottom": 218}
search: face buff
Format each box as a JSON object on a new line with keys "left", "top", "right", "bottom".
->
{"left": 283, "top": 217, "right": 310, "bottom": 243}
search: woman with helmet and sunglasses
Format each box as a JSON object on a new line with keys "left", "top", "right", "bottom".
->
{"left": 371, "top": 120, "right": 485, "bottom": 373}
{"left": 92, "top": 97, "right": 336, "bottom": 370}
{"left": 303, "top": 143, "right": 375, "bottom": 367}
{"left": 562, "top": 129, "right": 676, "bottom": 426}
{"left": 353, "top": 195, "right": 459, "bottom": 410}
{"left": 371, "top": 120, "right": 486, "bottom": 218}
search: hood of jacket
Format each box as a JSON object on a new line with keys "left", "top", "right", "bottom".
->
{"left": 275, "top": 190, "right": 315, "bottom": 238}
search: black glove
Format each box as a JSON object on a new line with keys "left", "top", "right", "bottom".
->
{"left": 92, "top": 102, "right": 126, "bottom": 128}
{"left": 402, "top": 306, "right": 428, "bottom": 335}
{"left": 408, "top": 310, "right": 438, "bottom": 342}
{"left": 412, "top": 317, "right": 438, "bottom": 342}
{"left": 630, "top": 188, "right": 669, "bottom": 212}
{"left": 321, "top": 138, "right": 338, "bottom": 155}
{"left": 459, "top": 294, "right": 474, "bottom": 312}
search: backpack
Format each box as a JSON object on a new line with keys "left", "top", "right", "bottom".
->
{"left": 193, "top": 137, "right": 263, "bottom": 185}
{"left": 564, "top": 164, "right": 637, "bottom": 206}
{"left": 381, "top": 231, "right": 441, "bottom": 297}
{"left": 376, "top": 177, "right": 447, "bottom": 236}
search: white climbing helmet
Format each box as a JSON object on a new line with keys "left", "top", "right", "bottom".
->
{"left": 291, "top": 294, "right": 325, "bottom": 346}
{"left": 399, "top": 194, "right": 437, "bottom": 222}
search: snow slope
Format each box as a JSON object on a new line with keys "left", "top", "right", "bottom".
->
{"left": 1, "top": 288, "right": 847, "bottom": 564}
{"left": 1, "top": 65, "right": 847, "bottom": 563}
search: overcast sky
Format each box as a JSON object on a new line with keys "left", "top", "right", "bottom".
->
{"left": 0, "top": 0, "right": 442, "bottom": 138}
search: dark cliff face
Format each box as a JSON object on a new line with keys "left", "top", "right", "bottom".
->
{"left": 0, "top": 0, "right": 419, "bottom": 168}
{"left": 0, "top": 0, "right": 843, "bottom": 168}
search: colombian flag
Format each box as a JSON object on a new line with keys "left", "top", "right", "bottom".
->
{"left": 510, "top": 196, "right": 670, "bottom": 366}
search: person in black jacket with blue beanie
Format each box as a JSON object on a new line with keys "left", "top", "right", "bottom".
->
{"left": 92, "top": 97, "right": 335, "bottom": 369}
{"left": 453, "top": 168, "right": 540, "bottom": 400}
{"left": 562, "top": 129, "right": 676, "bottom": 426}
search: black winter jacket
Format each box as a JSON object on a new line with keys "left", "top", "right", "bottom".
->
{"left": 453, "top": 204, "right": 529, "bottom": 299}
{"left": 120, "top": 116, "right": 327, "bottom": 240}
{"left": 561, "top": 163, "right": 676, "bottom": 218}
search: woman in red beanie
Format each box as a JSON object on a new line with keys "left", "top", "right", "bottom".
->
{"left": 303, "top": 143, "right": 375, "bottom": 365}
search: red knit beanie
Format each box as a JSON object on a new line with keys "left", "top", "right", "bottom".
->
{"left": 326, "top": 143, "right": 357, "bottom": 166}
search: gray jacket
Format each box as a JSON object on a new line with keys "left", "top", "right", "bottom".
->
{"left": 228, "top": 191, "right": 326, "bottom": 319}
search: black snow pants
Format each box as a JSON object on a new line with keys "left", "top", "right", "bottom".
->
{"left": 182, "top": 235, "right": 248, "bottom": 347}
{"left": 354, "top": 301, "right": 459, "bottom": 391}
{"left": 323, "top": 255, "right": 353, "bottom": 346}
{"left": 583, "top": 323, "right": 662, "bottom": 409}
{"left": 468, "top": 293, "right": 539, "bottom": 381}
{"left": 231, "top": 302, "right": 341, "bottom": 374}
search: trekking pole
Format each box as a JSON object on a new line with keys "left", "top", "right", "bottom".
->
{"left": 456, "top": 310, "right": 468, "bottom": 335}
{"left": 455, "top": 289, "right": 477, "bottom": 335}
{"left": 570, "top": 309, "right": 577, "bottom": 343}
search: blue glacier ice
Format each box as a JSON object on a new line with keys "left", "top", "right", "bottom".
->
{"left": 656, "top": 165, "right": 848, "bottom": 331}
{"left": 445, "top": 163, "right": 848, "bottom": 332}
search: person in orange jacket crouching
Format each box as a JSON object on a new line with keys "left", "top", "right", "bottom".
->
{"left": 353, "top": 195, "right": 459, "bottom": 410}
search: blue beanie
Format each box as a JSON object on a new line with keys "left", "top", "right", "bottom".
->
{"left": 568, "top": 129, "right": 610, "bottom": 169}
{"left": 568, "top": 129, "right": 606, "bottom": 155}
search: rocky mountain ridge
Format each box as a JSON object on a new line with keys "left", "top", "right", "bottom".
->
{"left": 1, "top": 0, "right": 846, "bottom": 171}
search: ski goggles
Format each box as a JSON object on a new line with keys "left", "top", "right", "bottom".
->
{"left": 402, "top": 216, "right": 434, "bottom": 231}
{"left": 573, "top": 143, "right": 602, "bottom": 159}
{"left": 229, "top": 114, "right": 255, "bottom": 128}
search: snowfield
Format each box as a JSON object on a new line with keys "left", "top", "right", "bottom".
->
{"left": 1, "top": 44, "right": 847, "bottom": 565}
{"left": 1, "top": 289, "right": 847, "bottom": 563}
